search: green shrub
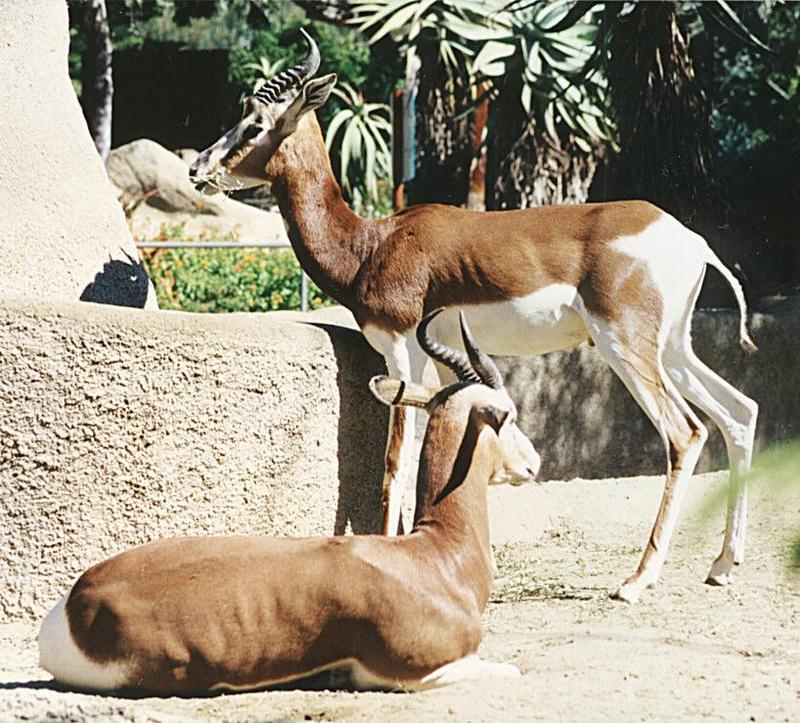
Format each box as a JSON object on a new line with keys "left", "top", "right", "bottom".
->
{"left": 141, "top": 240, "right": 333, "bottom": 314}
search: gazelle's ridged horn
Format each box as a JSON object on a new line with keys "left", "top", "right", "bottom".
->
{"left": 254, "top": 28, "right": 321, "bottom": 104}
{"left": 459, "top": 311, "right": 504, "bottom": 390}
{"left": 416, "top": 308, "right": 481, "bottom": 384}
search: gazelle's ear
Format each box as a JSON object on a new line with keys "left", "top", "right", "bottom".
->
{"left": 369, "top": 376, "right": 436, "bottom": 409}
{"left": 301, "top": 73, "right": 337, "bottom": 111}
{"left": 279, "top": 74, "right": 337, "bottom": 135}
{"left": 473, "top": 405, "right": 509, "bottom": 434}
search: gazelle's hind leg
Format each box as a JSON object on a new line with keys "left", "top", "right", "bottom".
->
{"left": 662, "top": 278, "right": 758, "bottom": 584}
{"left": 583, "top": 314, "right": 708, "bottom": 603}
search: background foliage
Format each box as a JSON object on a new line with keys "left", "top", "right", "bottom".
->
{"left": 142, "top": 243, "right": 332, "bottom": 314}
{"left": 70, "top": 0, "right": 800, "bottom": 308}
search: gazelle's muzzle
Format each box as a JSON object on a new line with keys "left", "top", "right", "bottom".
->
{"left": 188, "top": 157, "right": 221, "bottom": 195}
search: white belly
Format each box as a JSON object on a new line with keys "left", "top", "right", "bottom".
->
{"left": 428, "top": 284, "right": 590, "bottom": 356}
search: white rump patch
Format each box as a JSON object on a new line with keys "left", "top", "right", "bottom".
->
{"left": 610, "top": 213, "right": 708, "bottom": 329}
{"left": 38, "top": 590, "right": 132, "bottom": 691}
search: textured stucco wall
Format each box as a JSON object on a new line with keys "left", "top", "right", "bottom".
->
{"left": 498, "top": 302, "right": 800, "bottom": 480}
{"left": 2, "top": 299, "right": 797, "bottom": 622}
{"left": 0, "top": 300, "right": 387, "bottom": 621}
{"left": 0, "top": 0, "right": 156, "bottom": 308}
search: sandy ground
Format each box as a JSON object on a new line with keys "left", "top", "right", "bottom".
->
{"left": 2, "top": 471, "right": 798, "bottom": 722}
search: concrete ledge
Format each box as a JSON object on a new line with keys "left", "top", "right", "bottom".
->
{"left": 498, "top": 302, "right": 800, "bottom": 480}
{"left": 0, "top": 300, "right": 387, "bottom": 621}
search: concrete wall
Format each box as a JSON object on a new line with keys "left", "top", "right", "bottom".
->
{"left": 0, "top": 0, "right": 156, "bottom": 309}
{"left": 498, "top": 301, "right": 800, "bottom": 480}
{"left": 2, "top": 298, "right": 797, "bottom": 621}
{"left": 0, "top": 300, "right": 387, "bottom": 621}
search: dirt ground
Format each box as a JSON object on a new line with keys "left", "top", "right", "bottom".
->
{"left": 1, "top": 471, "right": 798, "bottom": 722}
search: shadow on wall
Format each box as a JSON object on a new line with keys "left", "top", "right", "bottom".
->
{"left": 497, "top": 305, "right": 800, "bottom": 481}
{"left": 314, "top": 323, "right": 388, "bottom": 535}
{"left": 80, "top": 250, "right": 150, "bottom": 309}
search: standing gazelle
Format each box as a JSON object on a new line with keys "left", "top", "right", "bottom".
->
{"left": 189, "top": 31, "right": 758, "bottom": 603}
{"left": 38, "top": 312, "right": 536, "bottom": 694}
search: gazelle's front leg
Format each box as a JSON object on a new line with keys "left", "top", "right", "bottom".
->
{"left": 382, "top": 404, "right": 416, "bottom": 534}
{"left": 361, "top": 326, "right": 424, "bottom": 536}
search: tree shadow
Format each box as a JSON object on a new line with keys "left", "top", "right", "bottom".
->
{"left": 309, "top": 323, "right": 388, "bottom": 535}
{"left": 79, "top": 249, "right": 150, "bottom": 309}
{"left": 496, "top": 303, "right": 800, "bottom": 481}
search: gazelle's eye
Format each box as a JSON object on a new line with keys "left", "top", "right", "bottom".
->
{"left": 239, "top": 124, "right": 263, "bottom": 143}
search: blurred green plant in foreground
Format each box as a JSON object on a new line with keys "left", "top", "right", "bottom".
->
{"left": 706, "top": 439, "right": 800, "bottom": 568}
{"left": 757, "top": 442, "right": 800, "bottom": 568}
{"left": 139, "top": 224, "right": 332, "bottom": 313}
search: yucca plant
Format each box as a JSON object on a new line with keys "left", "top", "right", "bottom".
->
{"left": 351, "top": 0, "right": 498, "bottom": 206}
{"left": 324, "top": 81, "right": 393, "bottom": 205}
{"left": 471, "top": 1, "right": 611, "bottom": 208}
{"left": 350, "top": 0, "right": 612, "bottom": 208}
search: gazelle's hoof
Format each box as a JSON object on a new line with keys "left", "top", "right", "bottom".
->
{"left": 611, "top": 582, "right": 641, "bottom": 604}
{"left": 706, "top": 556, "right": 734, "bottom": 586}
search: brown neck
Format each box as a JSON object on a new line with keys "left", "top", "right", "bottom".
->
{"left": 267, "top": 114, "right": 375, "bottom": 303}
{"left": 412, "top": 404, "right": 495, "bottom": 602}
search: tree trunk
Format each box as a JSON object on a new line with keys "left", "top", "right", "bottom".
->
{"left": 78, "top": 0, "right": 113, "bottom": 163}
{"left": 601, "top": 3, "right": 719, "bottom": 224}
{"left": 405, "top": 35, "right": 473, "bottom": 207}
{"left": 485, "top": 70, "right": 598, "bottom": 210}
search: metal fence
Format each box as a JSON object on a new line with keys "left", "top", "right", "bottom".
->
{"left": 135, "top": 240, "right": 311, "bottom": 312}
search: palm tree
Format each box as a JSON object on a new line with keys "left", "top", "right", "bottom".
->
{"left": 595, "top": 2, "right": 717, "bottom": 224}
{"left": 352, "top": 1, "right": 491, "bottom": 207}
{"left": 591, "top": 0, "right": 770, "bottom": 252}
{"left": 407, "top": 28, "right": 475, "bottom": 206}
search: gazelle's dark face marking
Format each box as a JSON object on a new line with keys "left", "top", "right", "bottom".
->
{"left": 189, "top": 96, "right": 283, "bottom": 194}
{"left": 189, "top": 28, "right": 334, "bottom": 196}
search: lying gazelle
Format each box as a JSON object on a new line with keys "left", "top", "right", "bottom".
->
{"left": 38, "top": 311, "right": 537, "bottom": 694}
{"left": 189, "top": 31, "right": 758, "bottom": 602}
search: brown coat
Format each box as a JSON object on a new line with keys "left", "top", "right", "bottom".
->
{"left": 264, "top": 113, "right": 662, "bottom": 332}
{"left": 61, "top": 392, "right": 497, "bottom": 693}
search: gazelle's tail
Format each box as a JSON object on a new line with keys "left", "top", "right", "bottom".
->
{"left": 704, "top": 248, "right": 757, "bottom": 354}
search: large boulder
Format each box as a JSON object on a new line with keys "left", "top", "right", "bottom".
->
{"left": 0, "top": 0, "right": 156, "bottom": 309}
{"left": 107, "top": 139, "right": 288, "bottom": 243}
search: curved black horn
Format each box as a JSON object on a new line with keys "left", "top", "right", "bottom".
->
{"left": 416, "top": 308, "right": 481, "bottom": 384}
{"left": 255, "top": 28, "right": 321, "bottom": 104}
{"left": 459, "top": 311, "right": 504, "bottom": 389}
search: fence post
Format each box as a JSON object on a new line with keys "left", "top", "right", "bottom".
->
{"left": 300, "top": 270, "right": 309, "bottom": 313}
